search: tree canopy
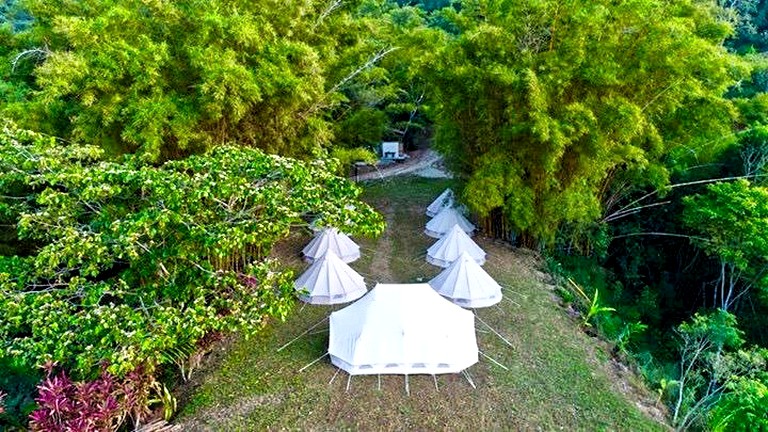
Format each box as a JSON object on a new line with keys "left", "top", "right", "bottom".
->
{"left": 0, "top": 122, "right": 384, "bottom": 378}
{"left": 3, "top": 0, "right": 392, "bottom": 161}
{"left": 421, "top": 0, "right": 748, "bottom": 244}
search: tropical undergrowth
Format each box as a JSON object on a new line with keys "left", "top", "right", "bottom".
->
{"left": 0, "top": 123, "right": 384, "bottom": 428}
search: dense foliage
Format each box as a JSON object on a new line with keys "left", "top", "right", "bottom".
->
{"left": 29, "top": 364, "right": 155, "bottom": 432}
{"left": 1, "top": 0, "right": 768, "bottom": 429}
{"left": 2, "top": 0, "right": 393, "bottom": 161}
{"left": 0, "top": 122, "right": 383, "bottom": 380}
{"left": 422, "top": 0, "right": 748, "bottom": 244}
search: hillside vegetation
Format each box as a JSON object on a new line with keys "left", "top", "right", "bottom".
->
{"left": 177, "top": 177, "right": 664, "bottom": 430}
{"left": 2, "top": 1, "right": 768, "bottom": 429}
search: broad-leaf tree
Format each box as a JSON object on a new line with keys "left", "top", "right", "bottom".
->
{"left": 682, "top": 180, "right": 768, "bottom": 311}
{"left": 421, "top": 0, "right": 748, "bottom": 245}
{"left": 0, "top": 123, "right": 384, "bottom": 378}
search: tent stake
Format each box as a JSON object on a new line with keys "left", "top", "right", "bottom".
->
{"left": 329, "top": 367, "right": 341, "bottom": 385}
{"left": 346, "top": 374, "right": 352, "bottom": 392}
{"left": 462, "top": 370, "right": 476, "bottom": 389}
{"left": 433, "top": 375, "right": 439, "bottom": 391}
{"left": 405, "top": 374, "right": 410, "bottom": 396}
{"left": 474, "top": 311, "right": 514, "bottom": 349}
{"left": 479, "top": 350, "right": 509, "bottom": 371}
{"left": 277, "top": 316, "right": 328, "bottom": 352}
{"left": 298, "top": 352, "right": 328, "bottom": 373}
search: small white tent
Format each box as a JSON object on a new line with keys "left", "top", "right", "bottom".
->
{"left": 426, "top": 225, "right": 486, "bottom": 268}
{"left": 329, "top": 283, "right": 478, "bottom": 375}
{"left": 302, "top": 228, "right": 360, "bottom": 263}
{"left": 294, "top": 251, "right": 367, "bottom": 305}
{"left": 429, "top": 251, "right": 502, "bottom": 308}
{"left": 425, "top": 207, "right": 475, "bottom": 239}
{"left": 426, "top": 188, "right": 454, "bottom": 218}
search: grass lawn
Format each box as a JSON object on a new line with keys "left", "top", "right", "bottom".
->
{"left": 175, "top": 176, "right": 667, "bottom": 431}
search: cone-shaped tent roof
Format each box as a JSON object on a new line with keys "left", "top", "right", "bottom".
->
{"left": 429, "top": 251, "right": 502, "bottom": 308}
{"left": 294, "top": 251, "right": 367, "bottom": 305}
{"left": 302, "top": 228, "right": 360, "bottom": 263}
{"left": 426, "top": 188, "right": 454, "bottom": 218}
{"left": 427, "top": 225, "right": 486, "bottom": 268}
{"left": 425, "top": 207, "right": 475, "bottom": 239}
{"left": 329, "top": 283, "right": 478, "bottom": 375}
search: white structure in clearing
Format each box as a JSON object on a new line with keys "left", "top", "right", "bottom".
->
{"left": 424, "top": 207, "right": 475, "bottom": 239}
{"left": 426, "top": 225, "right": 486, "bottom": 268}
{"left": 302, "top": 228, "right": 360, "bottom": 263}
{"left": 294, "top": 251, "right": 367, "bottom": 305}
{"left": 429, "top": 251, "right": 502, "bottom": 308}
{"left": 328, "top": 283, "right": 478, "bottom": 375}
{"left": 426, "top": 188, "right": 454, "bottom": 218}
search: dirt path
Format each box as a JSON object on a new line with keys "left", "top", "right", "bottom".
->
{"left": 355, "top": 150, "right": 445, "bottom": 181}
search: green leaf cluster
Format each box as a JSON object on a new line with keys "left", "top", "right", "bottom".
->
{"left": 683, "top": 180, "right": 768, "bottom": 272}
{"left": 3, "top": 0, "right": 385, "bottom": 161}
{"left": 0, "top": 123, "right": 384, "bottom": 379}
{"left": 421, "top": 0, "right": 748, "bottom": 244}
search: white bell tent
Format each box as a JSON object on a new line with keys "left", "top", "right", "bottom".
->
{"left": 424, "top": 207, "right": 476, "bottom": 239}
{"left": 429, "top": 251, "right": 502, "bottom": 308}
{"left": 427, "top": 225, "right": 486, "bottom": 268}
{"left": 426, "top": 188, "right": 454, "bottom": 218}
{"left": 294, "top": 251, "right": 367, "bottom": 305}
{"left": 328, "top": 283, "right": 478, "bottom": 376}
{"left": 302, "top": 228, "right": 360, "bottom": 263}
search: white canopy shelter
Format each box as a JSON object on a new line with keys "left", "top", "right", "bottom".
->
{"left": 427, "top": 225, "right": 486, "bottom": 268}
{"left": 426, "top": 188, "right": 454, "bottom": 218}
{"left": 294, "top": 251, "right": 367, "bottom": 305}
{"left": 329, "top": 283, "right": 478, "bottom": 375}
{"left": 425, "top": 207, "right": 476, "bottom": 239}
{"left": 302, "top": 228, "right": 360, "bottom": 263}
{"left": 429, "top": 251, "right": 502, "bottom": 308}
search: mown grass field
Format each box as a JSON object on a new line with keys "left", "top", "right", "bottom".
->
{"left": 175, "top": 176, "right": 666, "bottom": 431}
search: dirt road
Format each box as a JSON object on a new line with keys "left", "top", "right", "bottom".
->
{"left": 354, "top": 150, "right": 448, "bottom": 181}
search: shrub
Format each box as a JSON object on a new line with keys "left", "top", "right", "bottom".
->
{"left": 28, "top": 364, "right": 155, "bottom": 432}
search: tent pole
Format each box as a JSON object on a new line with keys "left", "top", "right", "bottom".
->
{"left": 479, "top": 350, "right": 509, "bottom": 370}
{"left": 462, "top": 370, "right": 476, "bottom": 389}
{"left": 298, "top": 352, "right": 328, "bottom": 373}
{"left": 328, "top": 367, "right": 341, "bottom": 385}
{"left": 346, "top": 374, "right": 353, "bottom": 392}
{"left": 405, "top": 374, "right": 410, "bottom": 396}
{"left": 433, "top": 375, "right": 439, "bottom": 392}
{"left": 377, "top": 374, "right": 381, "bottom": 391}
{"left": 474, "top": 311, "right": 514, "bottom": 349}
{"left": 276, "top": 316, "right": 328, "bottom": 352}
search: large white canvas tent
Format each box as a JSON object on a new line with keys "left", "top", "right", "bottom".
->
{"left": 425, "top": 207, "right": 475, "bottom": 239}
{"left": 427, "top": 225, "right": 486, "bottom": 268}
{"left": 302, "top": 228, "right": 360, "bottom": 263}
{"left": 429, "top": 251, "right": 502, "bottom": 308}
{"left": 426, "top": 188, "right": 454, "bottom": 218}
{"left": 294, "top": 251, "right": 367, "bottom": 305}
{"left": 329, "top": 283, "right": 478, "bottom": 375}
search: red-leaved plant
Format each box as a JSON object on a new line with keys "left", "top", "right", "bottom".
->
{"left": 29, "top": 363, "right": 154, "bottom": 432}
{"left": 0, "top": 389, "right": 6, "bottom": 415}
